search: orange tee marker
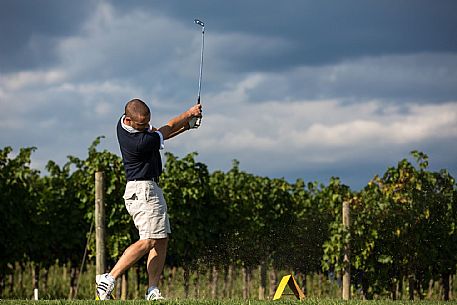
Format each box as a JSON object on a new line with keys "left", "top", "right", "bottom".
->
{"left": 273, "top": 274, "right": 305, "bottom": 301}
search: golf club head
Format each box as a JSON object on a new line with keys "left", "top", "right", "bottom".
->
{"left": 194, "top": 19, "right": 204, "bottom": 27}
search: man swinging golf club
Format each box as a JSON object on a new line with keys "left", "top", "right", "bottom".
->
{"left": 96, "top": 18, "right": 205, "bottom": 301}
{"left": 96, "top": 99, "right": 202, "bottom": 300}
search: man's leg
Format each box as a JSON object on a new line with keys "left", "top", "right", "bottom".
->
{"left": 96, "top": 239, "right": 155, "bottom": 300}
{"left": 110, "top": 239, "right": 156, "bottom": 279}
{"left": 147, "top": 237, "right": 168, "bottom": 287}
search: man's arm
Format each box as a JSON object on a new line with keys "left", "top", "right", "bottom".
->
{"left": 158, "top": 104, "right": 202, "bottom": 140}
{"left": 166, "top": 124, "right": 190, "bottom": 139}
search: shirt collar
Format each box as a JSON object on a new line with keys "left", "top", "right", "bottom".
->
{"left": 121, "top": 115, "right": 151, "bottom": 133}
{"left": 120, "top": 115, "right": 164, "bottom": 150}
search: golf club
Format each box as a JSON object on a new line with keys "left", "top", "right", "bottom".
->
{"left": 194, "top": 18, "right": 205, "bottom": 127}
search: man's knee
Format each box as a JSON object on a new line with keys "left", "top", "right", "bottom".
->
{"left": 138, "top": 239, "right": 156, "bottom": 252}
{"left": 138, "top": 237, "right": 168, "bottom": 252}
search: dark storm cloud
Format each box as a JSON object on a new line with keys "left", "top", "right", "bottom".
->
{"left": 111, "top": 0, "right": 457, "bottom": 71}
{"left": 0, "top": 0, "right": 95, "bottom": 72}
{"left": 2, "top": 0, "right": 456, "bottom": 74}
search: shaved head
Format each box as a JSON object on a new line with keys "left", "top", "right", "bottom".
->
{"left": 125, "top": 98, "right": 150, "bottom": 121}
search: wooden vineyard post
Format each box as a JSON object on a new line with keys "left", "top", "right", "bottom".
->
{"left": 95, "top": 171, "right": 106, "bottom": 276}
{"left": 121, "top": 273, "right": 128, "bottom": 300}
{"left": 342, "top": 200, "right": 351, "bottom": 300}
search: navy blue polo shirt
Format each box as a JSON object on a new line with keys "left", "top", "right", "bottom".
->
{"left": 116, "top": 117, "right": 163, "bottom": 181}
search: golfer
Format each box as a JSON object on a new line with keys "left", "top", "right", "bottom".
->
{"left": 96, "top": 98, "right": 202, "bottom": 300}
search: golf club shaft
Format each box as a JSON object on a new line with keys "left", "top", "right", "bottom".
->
{"left": 197, "top": 22, "right": 205, "bottom": 105}
{"left": 194, "top": 19, "right": 205, "bottom": 127}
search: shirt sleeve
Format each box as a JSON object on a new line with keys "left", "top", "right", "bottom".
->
{"left": 155, "top": 130, "right": 165, "bottom": 150}
{"left": 137, "top": 131, "right": 164, "bottom": 152}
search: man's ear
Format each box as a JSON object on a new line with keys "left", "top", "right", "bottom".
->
{"left": 124, "top": 116, "right": 132, "bottom": 125}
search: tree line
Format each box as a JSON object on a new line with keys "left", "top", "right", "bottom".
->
{"left": 0, "top": 137, "right": 456, "bottom": 300}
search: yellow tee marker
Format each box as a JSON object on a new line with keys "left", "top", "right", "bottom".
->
{"left": 273, "top": 274, "right": 305, "bottom": 300}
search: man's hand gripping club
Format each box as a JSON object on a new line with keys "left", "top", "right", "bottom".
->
{"left": 187, "top": 103, "right": 202, "bottom": 129}
{"left": 189, "top": 97, "right": 203, "bottom": 129}
{"left": 158, "top": 103, "right": 202, "bottom": 140}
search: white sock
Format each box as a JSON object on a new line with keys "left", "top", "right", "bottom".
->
{"left": 106, "top": 273, "right": 115, "bottom": 283}
{"left": 147, "top": 285, "right": 158, "bottom": 293}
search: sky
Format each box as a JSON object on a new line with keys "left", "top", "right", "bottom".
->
{"left": 1, "top": 0, "right": 456, "bottom": 190}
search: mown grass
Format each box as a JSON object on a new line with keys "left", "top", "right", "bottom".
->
{"left": 2, "top": 299, "right": 457, "bottom": 305}
{"left": 3, "top": 263, "right": 456, "bottom": 303}
{"left": 1, "top": 263, "right": 343, "bottom": 300}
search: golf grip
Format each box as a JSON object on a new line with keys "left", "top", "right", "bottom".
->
{"left": 196, "top": 96, "right": 202, "bottom": 126}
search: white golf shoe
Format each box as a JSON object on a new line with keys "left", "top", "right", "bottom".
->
{"left": 96, "top": 273, "right": 115, "bottom": 300}
{"left": 145, "top": 286, "right": 165, "bottom": 300}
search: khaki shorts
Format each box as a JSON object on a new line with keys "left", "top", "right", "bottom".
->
{"left": 123, "top": 181, "right": 171, "bottom": 240}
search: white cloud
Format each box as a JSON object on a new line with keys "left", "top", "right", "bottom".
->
{"left": 0, "top": 69, "right": 67, "bottom": 91}
{"left": 55, "top": 2, "right": 197, "bottom": 83}
{"left": 170, "top": 72, "right": 457, "bottom": 173}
